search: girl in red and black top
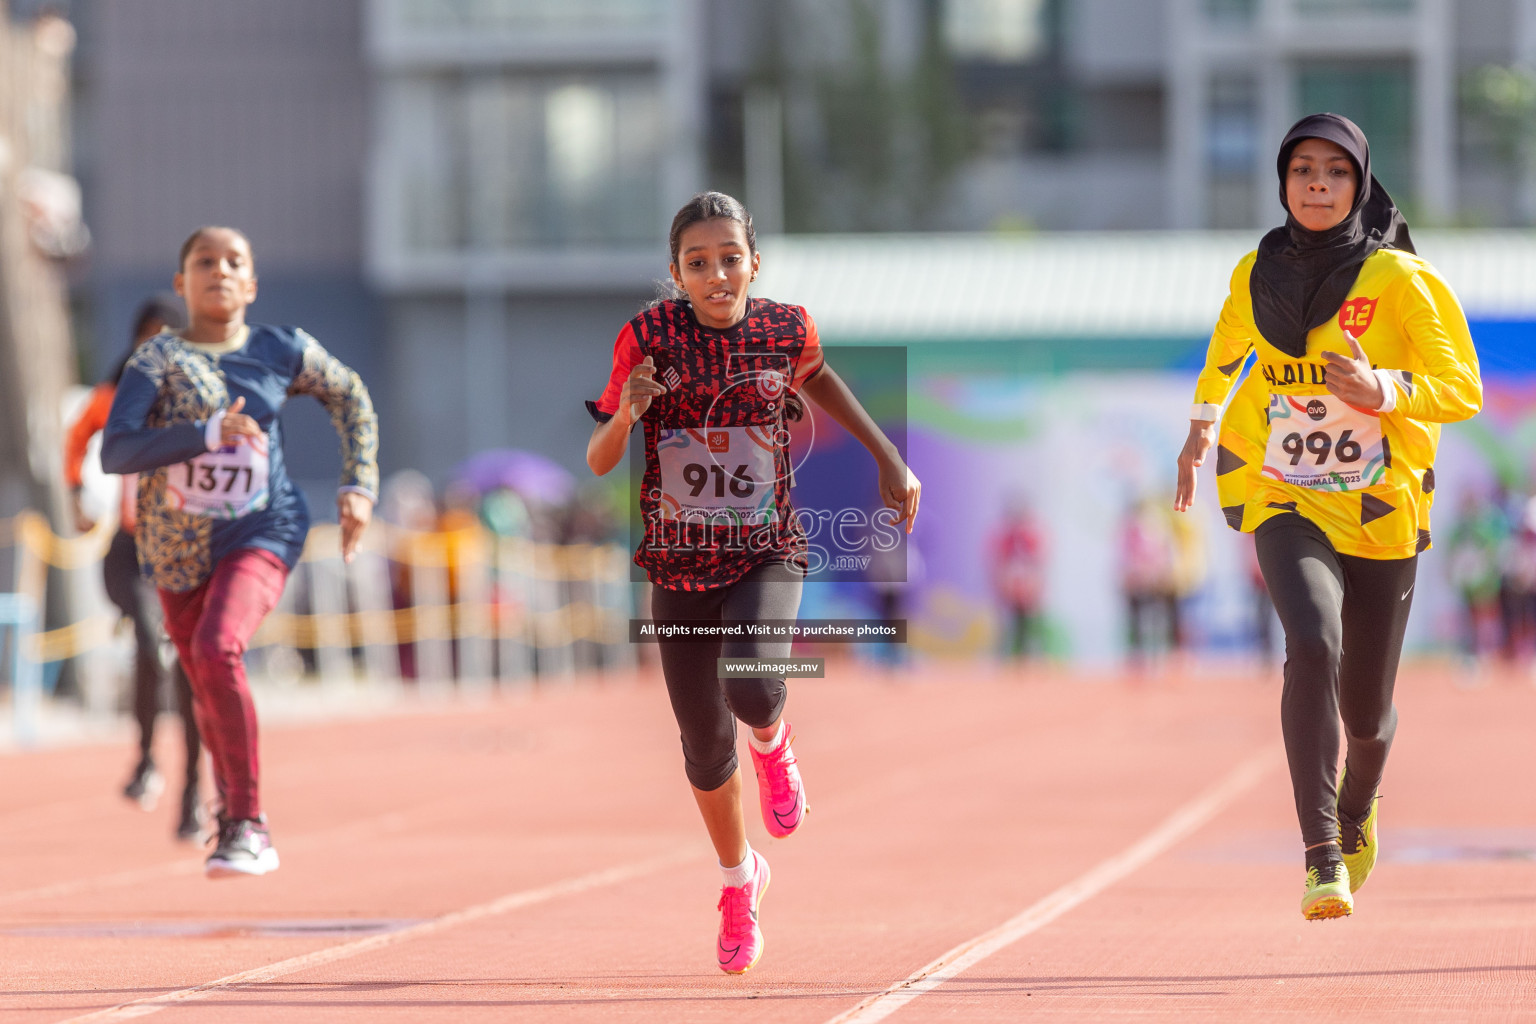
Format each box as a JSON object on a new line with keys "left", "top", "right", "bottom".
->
{"left": 587, "top": 192, "right": 920, "bottom": 974}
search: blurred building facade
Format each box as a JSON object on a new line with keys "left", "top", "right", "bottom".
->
{"left": 364, "top": 0, "right": 704, "bottom": 472}
{"left": 69, "top": 0, "right": 1536, "bottom": 493}
{"left": 705, "top": 0, "right": 1536, "bottom": 231}
{"left": 76, "top": 0, "right": 380, "bottom": 492}
{"left": 76, "top": 0, "right": 705, "bottom": 488}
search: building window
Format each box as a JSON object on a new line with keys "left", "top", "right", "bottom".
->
{"left": 1203, "top": 0, "right": 1257, "bottom": 25}
{"left": 381, "top": 72, "right": 661, "bottom": 251}
{"left": 1292, "top": 0, "right": 1415, "bottom": 14}
{"left": 943, "top": 0, "right": 1047, "bottom": 63}
{"left": 1208, "top": 76, "right": 1257, "bottom": 228}
{"left": 379, "top": 0, "right": 667, "bottom": 33}
{"left": 1296, "top": 62, "right": 1413, "bottom": 198}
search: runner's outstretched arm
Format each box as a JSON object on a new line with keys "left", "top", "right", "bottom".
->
{"left": 286, "top": 331, "right": 380, "bottom": 562}
{"left": 800, "top": 365, "right": 921, "bottom": 532}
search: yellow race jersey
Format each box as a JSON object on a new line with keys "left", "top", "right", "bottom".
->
{"left": 1193, "top": 248, "right": 1482, "bottom": 560}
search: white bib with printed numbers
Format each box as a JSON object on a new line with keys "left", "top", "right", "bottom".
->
{"left": 167, "top": 434, "right": 271, "bottom": 519}
{"left": 1261, "top": 393, "right": 1387, "bottom": 492}
{"left": 655, "top": 426, "right": 779, "bottom": 524}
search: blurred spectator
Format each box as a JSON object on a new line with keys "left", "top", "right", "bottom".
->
{"left": 565, "top": 480, "right": 622, "bottom": 545}
{"left": 380, "top": 469, "right": 437, "bottom": 679}
{"left": 1500, "top": 493, "right": 1536, "bottom": 663}
{"left": 380, "top": 469, "right": 437, "bottom": 531}
{"left": 454, "top": 448, "right": 575, "bottom": 543}
{"left": 1124, "top": 494, "right": 1179, "bottom": 666}
{"left": 1245, "top": 532, "right": 1277, "bottom": 663}
{"left": 1168, "top": 496, "right": 1207, "bottom": 636}
{"left": 1445, "top": 491, "right": 1509, "bottom": 663}
{"left": 989, "top": 499, "right": 1047, "bottom": 661}
{"left": 867, "top": 531, "right": 922, "bottom": 670}
{"left": 63, "top": 294, "right": 204, "bottom": 841}
{"left": 479, "top": 486, "right": 532, "bottom": 540}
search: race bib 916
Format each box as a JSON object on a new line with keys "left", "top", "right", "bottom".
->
{"left": 167, "top": 434, "right": 271, "bottom": 519}
{"left": 655, "top": 426, "right": 779, "bottom": 525}
{"left": 1261, "top": 393, "right": 1387, "bottom": 492}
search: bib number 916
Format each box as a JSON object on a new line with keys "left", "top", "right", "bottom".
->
{"left": 1278, "top": 428, "right": 1362, "bottom": 467}
{"left": 682, "top": 463, "right": 755, "bottom": 498}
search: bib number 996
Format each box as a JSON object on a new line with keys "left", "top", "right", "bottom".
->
{"left": 1261, "top": 394, "right": 1386, "bottom": 492}
{"left": 1277, "top": 428, "right": 1362, "bottom": 467}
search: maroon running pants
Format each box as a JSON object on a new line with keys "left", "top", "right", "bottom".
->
{"left": 159, "top": 547, "right": 288, "bottom": 821}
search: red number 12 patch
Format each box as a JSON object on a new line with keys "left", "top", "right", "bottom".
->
{"left": 1339, "top": 297, "right": 1377, "bottom": 335}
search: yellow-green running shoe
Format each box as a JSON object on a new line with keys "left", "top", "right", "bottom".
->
{"left": 1301, "top": 860, "right": 1353, "bottom": 921}
{"left": 1339, "top": 797, "right": 1379, "bottom": 894}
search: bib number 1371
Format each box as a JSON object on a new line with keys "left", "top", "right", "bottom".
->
{"left": 180, "top": 461, "right": 258, "bottom": 494}
{"left": 166, "top": 434, "right": 271, "bottom": 519}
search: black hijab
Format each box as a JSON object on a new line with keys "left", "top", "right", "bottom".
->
{"left": 1250, "top": 113, "right": 1414, "bottom": 359}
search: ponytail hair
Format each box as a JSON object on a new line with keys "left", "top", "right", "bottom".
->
{"left": 108, "top": 294, "right": 186, "bottom": 384}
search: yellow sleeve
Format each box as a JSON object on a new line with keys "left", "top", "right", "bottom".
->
{"left": 1385, "top": 266, "right": 1482, "bottom": 424}
{"left": 1191, "top": 259, "right": 1257, "bottom": 411}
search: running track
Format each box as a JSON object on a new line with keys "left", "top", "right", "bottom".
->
{"left": 2, "top": 663, "right": 1533, "bottom": 1022}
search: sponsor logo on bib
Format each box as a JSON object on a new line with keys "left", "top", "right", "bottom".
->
{"left": 708, "top": 430, "right": 730, "bottom": 453}
{"left": 1306, "top": 399, "right": 1327, "bottom": 421}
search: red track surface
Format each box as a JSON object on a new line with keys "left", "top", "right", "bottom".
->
{"left": 2, "top": 664, "right": 1534, "bottom": 1022}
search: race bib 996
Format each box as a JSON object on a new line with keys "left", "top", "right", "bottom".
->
{"left": 655, "top": 426, "right": 779, "bottom": 525}
{"left": 1261, "top": 393, "right": 1387, "bottom": 492}
{"left": 167, "top": 434, "right": 271, "bottom": 519}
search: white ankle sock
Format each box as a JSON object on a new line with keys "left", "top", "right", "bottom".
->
{"left": 748, "top": 722, "right": 784, "bottom": 755}
{"left": 720, "top": 847, "right": 757, "bottom": 888}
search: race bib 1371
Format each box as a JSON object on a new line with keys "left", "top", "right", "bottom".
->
{"left": 166, "top": 434, "right": 271, "bottom": 519}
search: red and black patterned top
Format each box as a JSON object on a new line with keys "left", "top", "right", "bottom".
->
{"left": 590, "top": 298, "right": 825, "bottom": 591}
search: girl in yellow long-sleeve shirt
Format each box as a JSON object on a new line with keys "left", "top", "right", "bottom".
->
{"left": 1175, "top": 113, "right": 1481, "bottom": 921}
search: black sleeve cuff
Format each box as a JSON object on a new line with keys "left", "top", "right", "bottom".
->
{"left": 586, "top": 400, "right": 613, "bottom": 424}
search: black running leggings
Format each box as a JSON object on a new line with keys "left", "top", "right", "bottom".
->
{"left": 103, "top": 529, "right": 200, "bottom": 785}
{"left": 650, "top": 561, "right": 804, "bottom": 792}
{"left": 1255, "top": 514, "right": 1416, "bottom": 847}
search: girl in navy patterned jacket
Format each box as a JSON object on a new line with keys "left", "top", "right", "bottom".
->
{"left": 104, "top": 226, "right": 378, "bottom": 879}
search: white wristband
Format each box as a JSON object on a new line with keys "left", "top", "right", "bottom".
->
{"left": 1372, "top": 369, "right": 1397, "bottom": 413}
{"left": 204, "top": 409, "right": 227, "bottom": 451}
{"left": 1189, "top": 403, "right": 1220, "bottom": 423}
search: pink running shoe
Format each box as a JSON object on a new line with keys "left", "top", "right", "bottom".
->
{"left": 717, "top": 851, "right": 771, "bottom": 974}
{"left": 750, "top": 723, "right": 807, "bottom": 838}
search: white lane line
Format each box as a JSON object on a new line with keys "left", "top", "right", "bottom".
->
{"left": 58, "top": 845, "right": 698, "bottom": 1023}
{"left": 824, "top": 745, "right": 1280, "bottom": 1024}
